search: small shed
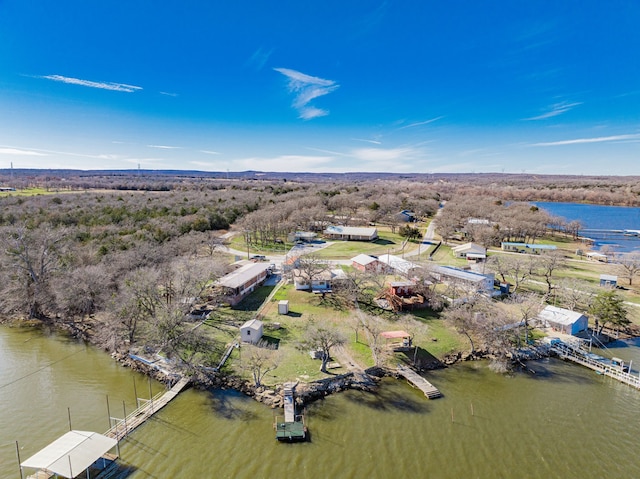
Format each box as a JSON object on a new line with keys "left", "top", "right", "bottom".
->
{"left": 537, "top": 305, "right": 588, "bottom": 336}
{"left": 278, "top": 300, "right": 289, "bottom": 315}
{"left": 600, "top": 274, "right": 618, "bottom": 288}
{"left": 240, "top": 319, "right": 263, "bottom": 344}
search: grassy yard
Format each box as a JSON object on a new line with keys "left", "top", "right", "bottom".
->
{"left": 212, "top": 280, "right": 463, "bottom": 386}
{"left": 311, "top": 231, "right": 418, "bottom": 259}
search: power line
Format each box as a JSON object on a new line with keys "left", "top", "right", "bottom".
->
{"left": 0, "top": 349, "right": 85, "bottom": 390}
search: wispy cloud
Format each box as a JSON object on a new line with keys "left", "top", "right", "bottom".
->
{"left": 160, "top": 91, "right": 178, "bottom": 97}
{"left": 351, "top": 147, "right": 419, "bottom": 162}
{"left": 397, "top": 116, "right": 444, "bottom": 130}
{"left": 530, "top": 134, "right": 640, "bottom": 147}
{"left": 147, "top": 144, "right": 182, "bottom": 150}
{"left": 246, "top": 47, "right": 274, "bottom": 71}
{"left": 38, "top": 74, "right": 142, "bottom": 92}
{"left": 274, "top": 68, "right": 339, "bottom": 120}
{"left": 0, "top": 147, "right": 48, "bottom": 156}
{"left": 524, "top": 101, "right": 581, "bottom": 121}
{"left": 232, "top": 154, "right": 336, "bottom": 172}
{"left": 351, "top": 138, "right": 382, "bottom": 145}
{"left": 199, "top": 150, "right": 220, "bottom": 155}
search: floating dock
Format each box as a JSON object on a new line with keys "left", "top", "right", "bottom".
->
{"left": 397, "top": 365, "right": 442, "bottom": 399}
{"left": 274, "top": 383, "right": 307, "bottom": 442}
{"left": 550, "top": 341, "right": 640, "bottom": 390}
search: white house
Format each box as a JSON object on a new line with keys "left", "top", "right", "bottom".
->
{"left": 537, "top": 305, "right": 588, "bottom": 336}
{"left": 431, "top": 266, "right": 494, "bottom": 294}
{"left": 293, "top": 268, "right": 347, "bottom": 293}
{"left": 451, "top": 242, "right": 487, "bottom": 261}
{"left": 240, "top": 319, "right": 263, "bottom": 344}
{"left": 324, "top": 225, "right": 378, "bottom": 241}
{"left": 377, "top": 254, "right": 422, "bottom": 278}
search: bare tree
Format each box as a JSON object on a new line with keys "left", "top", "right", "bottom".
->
{"left": 535, "top": 250, "right": 566, "bottom": 296}
{"left": 243, "top": 340, "right": 280, "bottom": 387}
{"left": 507, "top": 293, "right": 543, "bottom": 346}
{"left": 0, "top": 224, "right": 68, "bottom": 319}
{"left": 487, "top": 254, "right": 532, "bottom": 293}
{"left": 613, "top": 252, "right": 640, "bottom": 286}
{"left": 293, "top": 254, "right": 331, "bottom": 290}
{"left": 302, "top": 322, "right": 347, "bottom": 373}
{"left": 556, "top": 278, "right": 597, "bottom": 311}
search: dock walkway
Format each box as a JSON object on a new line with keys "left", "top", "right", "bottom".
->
{"left": 105, "top": 376, "right": 190, "bottom": 441}
{"left": 283, "top": 383, "right": 295, "bottom": 423}
{"left": 397, "top": 365, "right": 442, "bottom": 399}
{"left": 551, "top": 342, "right": 640, "bottom": 390}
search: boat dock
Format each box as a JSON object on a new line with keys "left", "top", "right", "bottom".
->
{"left": 106, "top": 376, "right": 190, "bottom": 441}
{"left": 21, "top": 377, "right": 190, "bottom": 479}
{"left": 397, "top": 365, "right": 442, "bottom": 399}
{"left": 274, "top": 382, "right": 307, "bottom": 442}
{"left": 550, "top": 341, "right": 640, "bottom": 390}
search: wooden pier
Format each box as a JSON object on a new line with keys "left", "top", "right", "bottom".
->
{"left": 105, "top": 376, "right": 190, "bottom": 441}
{"left": 274, "top": 382, "right": 307, "bottom": 442}
{"left": 397, "top": 365, "right": 442, "bottom": 399}
{"left": 551, "top": 341, "right": 640, "bottom": 390}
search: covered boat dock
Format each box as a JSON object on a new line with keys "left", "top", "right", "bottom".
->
{"left": 20, "top": 430, "right": 118, "bottom": 479}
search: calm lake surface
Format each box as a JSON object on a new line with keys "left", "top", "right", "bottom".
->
{"left": 2, "top": 326, "right": 640, "bottom": 479}
{"left": 535, "top": 201, "right": 640, "bottom": 253}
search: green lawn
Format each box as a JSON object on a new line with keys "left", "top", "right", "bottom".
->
{"left": 0, "top": 187, "right": 75, "bottom": 197}
{"left": 311, "top": 231, "right": 419, "bottom": 259}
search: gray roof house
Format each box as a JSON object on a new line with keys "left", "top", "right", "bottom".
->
{"left": 324, "top": 226, "right": 378, "bottom": 241}
{"left": 537, "top": 305, "right": 588, "bottom": 336}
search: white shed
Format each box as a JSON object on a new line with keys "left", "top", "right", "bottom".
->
{"left": 240, "top": 319, "right": 263, "bottom": 344}
{"left": 278, "top": 300, "right": 289, "bottom": 315}
{"left": 538, "top": 305, "right": 588, "bottom": 336}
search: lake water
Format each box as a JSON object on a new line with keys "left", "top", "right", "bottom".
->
{"left": 535, "top": 201, "right": 640, "bottom": 253}
{"left": 3, "top": 326, "right": 640, "bottom": 479}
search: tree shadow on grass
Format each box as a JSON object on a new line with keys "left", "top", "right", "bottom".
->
{"left": 373, "top": 238, "right": 396, "bottom": 246}
{"left": 260, "top": 335, "right": 281, "bottom": 349}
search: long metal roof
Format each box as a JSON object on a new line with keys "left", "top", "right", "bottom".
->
{"left": 218, "top": 262, "right": 271, "bottom": 289}
{"left": 21, "top": 430, "right": 117, "bottom": 478}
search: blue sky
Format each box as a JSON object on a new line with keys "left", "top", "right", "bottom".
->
{"left": 1, "top": 1, "right": 640, "bottom": 175}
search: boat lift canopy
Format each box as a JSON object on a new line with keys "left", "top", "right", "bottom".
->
{"left": 21, "top": 430, "right": 117, "bottom": 478}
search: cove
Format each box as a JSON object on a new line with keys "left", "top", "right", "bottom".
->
{"left": 2, "top": 326, "right": 640, "bottom": 479}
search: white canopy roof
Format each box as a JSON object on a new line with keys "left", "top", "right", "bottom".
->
{"left": 21, "top": 430, "right": 117, "bottom": 478}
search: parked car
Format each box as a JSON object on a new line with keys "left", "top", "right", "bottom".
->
{"left": 251, "top": 255, "right": 267, "bottom": 262}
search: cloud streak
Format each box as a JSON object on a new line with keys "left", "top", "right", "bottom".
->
{"left": 530, "top": 134, "right": 640, "bottom": 147}
{"left": 274, "top": 68, "right": 339, "bottom": 120}
{"left": 0, "top": 147, "right": 48, "bottom": 156}
{"left": 38, "top": 74, "right": 142, "bottom": 92}
{"left": 147, "top": 144, "right": 182, "bottom": 150}
{"left": 397, "top": 116, "right": 444, "bottom": 129}
{"left": 524, "top": 101, "right": 581, "bottom": 120}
